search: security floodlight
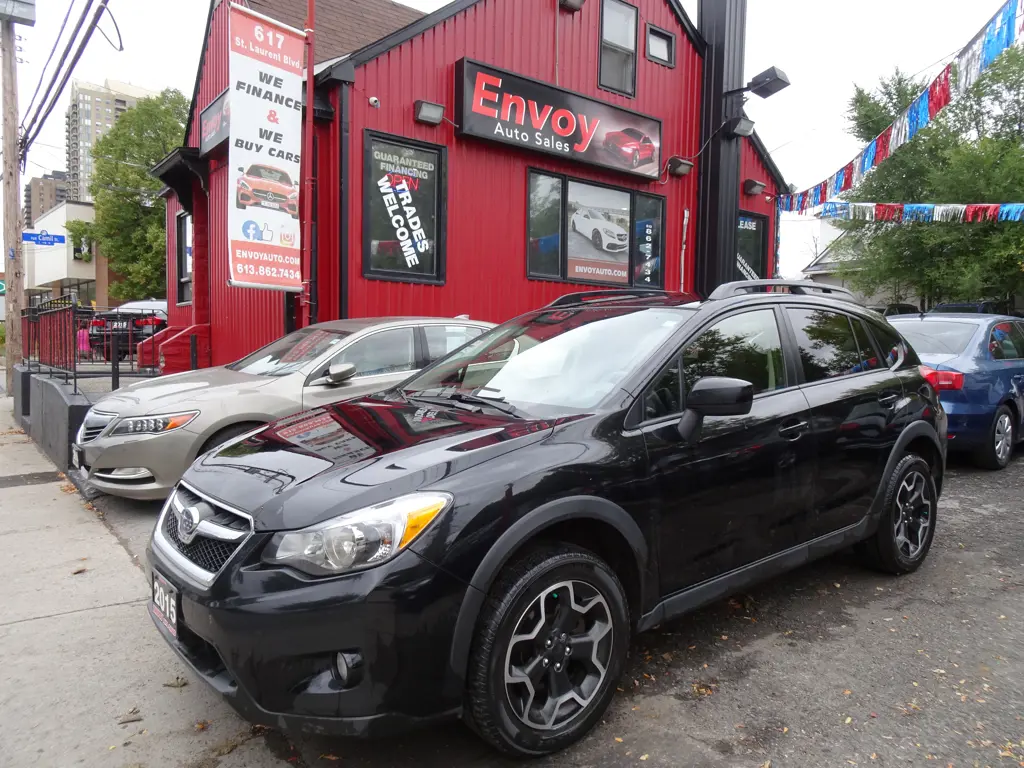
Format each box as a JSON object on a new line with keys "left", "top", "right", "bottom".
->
{"left": 414, "top": 100, "right": 445, "bottom": 126}
{"left": 743, "top": 179, "right": 767, "bottom": 196}
{"left": 724, "top": 116, "right": 755, "bottom": 138}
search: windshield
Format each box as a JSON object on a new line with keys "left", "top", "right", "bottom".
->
{"left": 227, "top": 327, "right": 351, "bottom": 377}
{"left": 401, "top": 307, "right": 691, "bottom": 414}
{"left": 890, "top": 321, "right": 977, "bottom": 355}
{"left": 246, "top": 165, "right": 292, "bottom": 185}
{"left": 622, "top": 128, "right": 644, "bottom": 140}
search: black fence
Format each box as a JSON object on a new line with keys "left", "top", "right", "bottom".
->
{"left": 21, "top": 294, "right": 164, "bottom": 394}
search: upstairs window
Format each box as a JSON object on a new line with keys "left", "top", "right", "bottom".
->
{"left": 646, "top": 25, "right": 676, "bottom": 67}
{"left": 600, "top": 0, "right": 638, "bottom": 96}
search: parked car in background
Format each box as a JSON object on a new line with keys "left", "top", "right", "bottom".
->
{"left": 869, "top": 303, "right": 919, "bottom": 317}
{"left": 89, "top": 299, "right": 168, "bottom": 361}
{"left": 147, "top": 282, "right": 945, "bottom": 756}
{"left": 570, "top": 207, "right": 628, "bottom": 252}
{"left": 889, "top": 313, "right": 1024, "bottom": 469}
{"left": 74, "top": 317, "right": 492, "bottom": 499}
{"left": 929, "top": 300, "right": 1015, "bottom": 316}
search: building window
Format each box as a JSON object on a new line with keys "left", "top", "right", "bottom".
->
{"left": 176, "top": 212, "right": 193, "bottom": 304}
{"left": 600, "top": 0, "right": 638, "bottom": 96}
{"left": 646, "top": 25, "right": 676, "bottom": 67}
{"left": 527, "top": 170, "right": 664, "bottom": 288}
{"left": 736, "top": 212, "right": 768, "bottom": 281}
{"left": 363, "top": 132, "right": 445, "bottom": 284}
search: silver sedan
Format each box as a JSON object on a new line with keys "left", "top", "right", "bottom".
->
{"left": 73, "top": 317, "right": 492, "bottom": 500}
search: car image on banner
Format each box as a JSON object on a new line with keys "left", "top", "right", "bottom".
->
{"left": 226, "top": 4, "right": 305, "bottom": 292}
{"left": 565, "top": 181, "right": 630, "bottom": 284}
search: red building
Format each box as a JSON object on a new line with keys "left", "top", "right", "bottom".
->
{"left": 153, "top": 0, "right": 786, "bottom": 371}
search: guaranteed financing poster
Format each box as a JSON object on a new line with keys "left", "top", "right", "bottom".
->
{"left": 228, "top": 4, "right": 304, "bottom": 291}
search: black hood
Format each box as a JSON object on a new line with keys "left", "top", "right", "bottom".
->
{"left": 182, "top": 397, "right": 576, "bottom": 530}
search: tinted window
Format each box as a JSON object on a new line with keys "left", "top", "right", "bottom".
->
{"left": 989, "top": 321, "right": 1024, "bottom": 360}
{"left": 682, "top": 309, "right": 785, "bottom": 395}
{"left": 890, "top": 320, "right": 977, "bottom": 355}
{"left": 644, "top": 356, "right": 682, "bottom": 420}
{"left": 786, "top": 308, "right": 863, "bottom": 382}
{"left": 335, "top": 328, "right": 416, "bottom": 377}
{"left": 850, "top": 317, "right": 882, "bottom": 372}
{"left": 424, "top": 325, "right": 486, "bottom": 362}
{"left": 869, "top": 322, "right": 905, "bottom": 369}
{"left": 228, "top": 328, "right": 351, "bottom": 377}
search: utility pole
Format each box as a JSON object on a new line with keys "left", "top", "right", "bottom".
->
{"left": 2, "top": 18, "right": 23, "bottom": 392}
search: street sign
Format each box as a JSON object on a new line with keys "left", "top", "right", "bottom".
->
{"left": 22, "top": 229, "right": 66, "bottom": 246}
{"left": 0, "top": 280, "right": 6, "bottom": 295}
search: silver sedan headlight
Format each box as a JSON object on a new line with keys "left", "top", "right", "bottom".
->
{"left": 109, "top": 410, "right": 200, "bottom": 436}
{"left": 261, "top": 492, "right": 453, "bottom": 577}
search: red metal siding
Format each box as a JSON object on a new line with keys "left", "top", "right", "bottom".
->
{"left": 314, "top": 88, "right": 342, "bottom": 323}
{"left": 207, "top": 159, "right": 285, "bottom": 365}
{"left": 164, "top": 196, "right": 191, "bottom": 327}
{"left": 343, "top": 0, "right": 704, "bottom": 322}
{"left": 739, "top": 137, "right": 781, "bottom": 278}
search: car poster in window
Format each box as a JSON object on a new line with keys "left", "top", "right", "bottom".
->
{"left": 566, "top": 181, "right": 630, "bottom": 285}
{"left": 456, "top": 59, "right": 662, "bottom": 179}
{"left": 366, "top": 137, "right": 439, "bottom": 278}
{"left": 227, "top": 4, "right": 304, "bottom": 292}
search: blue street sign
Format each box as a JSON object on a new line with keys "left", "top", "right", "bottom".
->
{"left": 22, "top": 229, "right": 66, "bottom": 246}
{"left": 0, "top": 280, "right": 6, "bottom": 296}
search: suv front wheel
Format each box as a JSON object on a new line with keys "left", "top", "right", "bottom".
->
{"left": 858, "top": 453, "right": 937, "bottom": 574}
{"left": 465, "top": 545, "right": 629, "bottom": 756}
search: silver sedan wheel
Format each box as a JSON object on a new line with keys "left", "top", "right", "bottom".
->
{"left": 893, "top": 470, "right": 933, "bottom": 560}
{"left": 995, "top": 412, "right": 1013, "bottom": 464}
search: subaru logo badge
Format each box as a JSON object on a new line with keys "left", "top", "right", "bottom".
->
{"left": 178, "top": 505, "right": 202, "bottom": 544}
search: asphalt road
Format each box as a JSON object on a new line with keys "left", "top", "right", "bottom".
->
{"left": 91, "top": 453, "right": 1024, "bottom": 768}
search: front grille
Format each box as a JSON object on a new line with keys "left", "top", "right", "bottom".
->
{"left": 253, "top": 189, "right": 286, "bottom": 202}
{"left": 163, "top": 512, "right": 240, "bottom": 573}
{"left": 616, "top": 233, "right": 628, "bottom": 242}
{"left": 78, "top": 410, "right": 117, "bottom": 443}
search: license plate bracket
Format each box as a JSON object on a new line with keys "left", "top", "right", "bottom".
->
{"left": 150, "top": 570, "right": 179, "bottom": 638}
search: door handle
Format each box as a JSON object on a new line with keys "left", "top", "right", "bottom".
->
{"left": 878, "top": 392, "right": 900, "bottom": 408}
{"left": 778, "top": 420, "right": 808, "bottom": 440}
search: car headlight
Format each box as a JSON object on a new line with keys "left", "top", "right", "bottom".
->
{"left": 261, "top": 492, "right": 452, "bottom": 577}
{"left": 602, "top": 228, "right": 617, "bottom": 237}
{"left": 239, "top": 180, "right": 251, "bottom": 191}
{"left": 110, "top": 411, "right": 199, "bottom": 436}
{"left": 288, "top": 191, "right": 298, "bottom": 199}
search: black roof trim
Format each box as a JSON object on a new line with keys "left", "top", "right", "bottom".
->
{"left": 322, "top": 0, "right": 706, "bottom": 82}
{"left": 746, "top": 127, "right": 788, "bottom": 194}
{"left": 183, "top": 0, "right": 220, "bottom": 151}
{"left": 151, "top": 147, "right": 206, "bottom": 215}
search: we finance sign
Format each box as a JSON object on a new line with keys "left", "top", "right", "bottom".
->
{"left": 455, "top": 59, "right": 662, "bottom": 179}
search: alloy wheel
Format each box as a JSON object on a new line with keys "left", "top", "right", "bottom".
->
{"left": 995, "top": 412, "right": 1013, "bottom": 464}
{"left": 893, "top": 469, "right": 932, "bottom": 560}
{"left": 503, "top": 580, "right": 613, "bottom": 731}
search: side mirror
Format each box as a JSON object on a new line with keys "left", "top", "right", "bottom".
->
{"left": 677, "top": 376, "right": 754, "bottom": 443}
{"left": 312, "top": 362, "right": 356, "bottom": 387}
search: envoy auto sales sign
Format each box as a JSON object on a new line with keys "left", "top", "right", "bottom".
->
{"left": 227, "top": 4, "right": 304, "bottom": 292}
{"left": 456, "top": 59, "right": 662, "bottom": 179}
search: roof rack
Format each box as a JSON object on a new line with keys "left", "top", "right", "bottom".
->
{"left": 545, "top": 289, "right": 671, "bottom": 308}
{"left": 708, "top": 280, "right": 861, "bottom": 304}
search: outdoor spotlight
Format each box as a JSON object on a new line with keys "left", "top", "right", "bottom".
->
{"left": 414, "top": 100, "right": 445, "bottom": 125}
{"left": 559, "top": 0, "right": 587, "bottom": 10}
{"left": 746, "top": 66, "right": 790, "bottom": 99}
{"left": 724, "top": 116, "right": 755, "bottom": 138}
{"left": 667, "top": 156, "right": 694, "bottom": 176}
{"left": 744, "top": 179, "right": 767, "bottom": 196}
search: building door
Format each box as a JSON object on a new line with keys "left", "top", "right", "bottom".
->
{"left": 736, "top": 212, "right": 768, "bottom": 281}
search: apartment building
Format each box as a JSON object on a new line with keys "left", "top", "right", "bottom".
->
{"left": 23, "top": 171, "right": 68, "bottom": 228}
{"left": 65, "top": 79, "right": 158, "bottom": 202}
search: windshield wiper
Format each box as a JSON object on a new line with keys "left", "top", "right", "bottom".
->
{"left": 405, "top": 388, "right": 525, "bottom": 418}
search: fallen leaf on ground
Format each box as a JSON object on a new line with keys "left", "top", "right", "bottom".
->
{"left": 845, "top": 716, "right": 852, "bottom": 724}
{"left": 662, "top": 652, "right": 673, "bottom": 662}
{"left": 999, "top": 615, "right": 1007, "bottom": 620}
{"left": 163, "top": 676, "right": 188, "bottom": 688}
{"left": 783, "top": 727, "right": 789, "bottom": 734}
{"left": 870, "top": 712, "right": 878, "bottom": 718}
{"left": 834, "top": 583, "right": 841, "bottom": 588}
{"left": 194, "top": 720, "right": 209, "bottom": 731}
{"left": 691, "top": 682, "right": 716, "bottom": 697}
{"left": 843, "top": 689, "right": 852, "bottom": 695}
{"left": 615, "top": 737, "right": 623, "bottom": 743}
{"left": 761, "top": 762, "right": 772, "bottom": 768}
{"left": 72, "top": 567, "right": 87, "bottom": 575}
{"left": 720, "top": 635, "right": 728, "bottom": 640}
{"left": 871, "top": 754, "right": 877, "bottom": 760}
{"left": 639, "top": 756, "right": 649, "bottom": 761}
{"left": 320, "top": 756, "right": 341, "bottom": 762}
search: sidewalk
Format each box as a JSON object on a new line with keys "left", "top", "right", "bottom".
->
{"left": 0, "top": 397, "right": 282, "bottom": 768}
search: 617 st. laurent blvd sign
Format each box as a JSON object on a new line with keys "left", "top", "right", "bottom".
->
{"left": 455, "top": 59, "right": 662, "bottom": 180}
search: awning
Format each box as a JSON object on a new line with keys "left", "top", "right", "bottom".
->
{"left": 151, "top": 148, "right": 207, "bottom": 214}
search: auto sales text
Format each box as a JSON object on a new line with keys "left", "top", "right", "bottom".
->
{"left": 471, "top": 72, "right": 600, "bottom": 153}
{"left": 377, "top": 175, "right": 429, "bottom": 267}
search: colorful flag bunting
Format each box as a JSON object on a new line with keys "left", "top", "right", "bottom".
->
{"left": 816, "top": 201, "right": 1024, "bottom": 223}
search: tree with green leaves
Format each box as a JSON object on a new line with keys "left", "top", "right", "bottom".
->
{"left": 832, "top": 48, "right": 1024, "bottom": 306}
{"left": 66, "top": 88, "right": 189, "bottom": 301}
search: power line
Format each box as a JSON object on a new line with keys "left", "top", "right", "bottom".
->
{"left": 94, "top": 5, "right": 123, "bottom": 52}
{"left": 21, "top": 0, "right": 77, "bottom": 127}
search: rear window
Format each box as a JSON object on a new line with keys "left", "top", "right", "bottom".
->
{"left": 889, "top": 321, "right": 977, "bottom": 355}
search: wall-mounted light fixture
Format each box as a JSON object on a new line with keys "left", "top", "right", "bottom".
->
{"left": 724, "top": 116, "right": 755, "bottom": 138}
{"left": 559, "top": 0, "right": 587, "bottom": 10}
{"left": 667, "top": 156, "right": 694, "bottom": 177}
{"left": 724, "top": 66, "right": 791, "bottom": 100}
{"left": 414, "top": 100, "right": 446, "bottom": 126}
{"left": 743, "top": 179, "right": 767, "bottom": 196}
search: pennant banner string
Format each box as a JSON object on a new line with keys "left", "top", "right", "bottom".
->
{"left": 817, "top": 202, "right": 1024, "bottom": 223}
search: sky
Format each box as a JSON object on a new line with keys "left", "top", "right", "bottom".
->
{"left": 9, "top": 0, "right": 1008, "bottom": 279}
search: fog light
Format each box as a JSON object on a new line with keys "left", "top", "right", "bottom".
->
{"left": 110, "top": 467, "right": 148, "bottom": 476}
{"left": 335, "top": 651, "right": 363, "bottom": 688}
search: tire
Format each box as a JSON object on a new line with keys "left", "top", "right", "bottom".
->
{"left": 571, "top": 219, "right": 577, "bottom": 233}
{"left": 858, "top": 454, "right": 937, "bottom": 575}
{"left": 199, "top": 422, "right": 264, "bottom": 455}
{"left": 464, "top": 545, "right": 630, "bottom": 757}
{"left": 631, "top": 149, "right": 640, "bottom": 168}
{"left": 235, "top": 200, "right": 246, "bottom": 210}
{"left": 974, "top": 405, "right": 1014, "bottom": 470}
{"left": 591, "top": 230, "right": 603, "bottom": 250}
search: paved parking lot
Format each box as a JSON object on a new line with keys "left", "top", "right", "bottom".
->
{"left": 5, "top": 406, "right": 1023, "bottom": 767}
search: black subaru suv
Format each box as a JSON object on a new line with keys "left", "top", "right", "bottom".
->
{"left": 147, "top": 281, "right": 946, "bottom": 756}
